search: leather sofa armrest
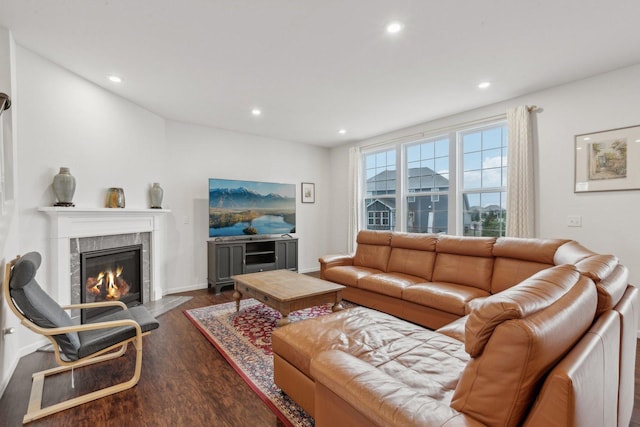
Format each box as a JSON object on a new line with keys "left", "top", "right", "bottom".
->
{"left": 319, "top": 254, "right": 354, "bottom": 279}
{"left": 311, "top": 350, "right": 483, "bottom": 427}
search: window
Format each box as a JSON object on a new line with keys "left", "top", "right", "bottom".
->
{"left": 364, "top": 149, "right": 396, "bottom": 231}
{"left": 368, "top": 211, "right": 390, "bottom": 227}
{"left": 361, "top": 120, "right": 507, "bottom": 236}
{"left": 406, "top": 137, "right": 450, "bottom": 233}
{"left": 461, "top": 124, "right": 507, "bottom": 237}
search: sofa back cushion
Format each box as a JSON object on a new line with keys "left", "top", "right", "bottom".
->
{"left": 387, "top": 233, "right": 437, "bottom": 280}
{"left": 451, "top": 265, "right": 597, "bottom": 427}
{"left": 490, "top": 237, "right": 568, "bottom": 293}
{"left": 494, "top": 237, "right": 569, "bottom": 264}
{"left": 555, "top": 241, "right": 625, "bottom": 312}
{"left": 432, "top": 236, "right": 495, "bottom": 291}
{"left": 353, "top": 230, "right": 392, "bottom": 272}
{"left": 553, "top": 240, "right": 596, "bottom": 265}
{"left": 490, "top": 258, "right": 553, "bottom": 294}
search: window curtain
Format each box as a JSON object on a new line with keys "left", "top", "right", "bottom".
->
{"left": 506, "top": 106, "right": 535, "bottom": 237}
{"left": 347, "top": 146, "right": 361, "bottom": 253}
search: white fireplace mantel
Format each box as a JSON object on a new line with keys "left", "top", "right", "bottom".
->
{"left": 39, "top": 207, "right": 170, "bottom": 305}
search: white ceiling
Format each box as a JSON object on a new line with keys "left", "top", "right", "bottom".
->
{"left": 1, "top": 1, "right": 640, "bottom": 147}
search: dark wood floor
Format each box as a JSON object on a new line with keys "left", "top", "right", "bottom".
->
{"left": 1, "top": 288, "right": 639, "bottom": 426}
{"left": 0, "top": 288, "right": 286, "bottom": 427}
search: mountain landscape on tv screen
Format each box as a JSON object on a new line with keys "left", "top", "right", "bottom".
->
{"left": 209, "top": 183, "right": 296, "bottom": 237}
{"left": 209, "top": 187, "right": 294, "bottom": 210}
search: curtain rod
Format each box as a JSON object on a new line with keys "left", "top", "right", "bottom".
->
{"left": 360, "top": 112, "right": 507, "bottom": 151}
{"left": 360, "top": 105, "right": 541, "bottom": 151}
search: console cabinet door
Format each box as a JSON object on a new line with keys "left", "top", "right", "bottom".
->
{"left": 275, "top": 240, "right": 298, "bottom": 271}
{"left": 214, "top": 243, "right": 245, "bottom": 281}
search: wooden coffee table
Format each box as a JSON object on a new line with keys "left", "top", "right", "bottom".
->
{"left": 232, "top": 270, "right": 345, "bottom": 326}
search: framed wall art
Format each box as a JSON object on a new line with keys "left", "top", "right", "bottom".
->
{"left": 574, "top": 124, "right": 640, "bottom": 192}
{"left": 301, "top": 182, "right": 315, "bottom": 203}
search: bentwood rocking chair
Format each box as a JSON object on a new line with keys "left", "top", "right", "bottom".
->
{"left": 3, "top": 252, "right": 159, "bottom": 424}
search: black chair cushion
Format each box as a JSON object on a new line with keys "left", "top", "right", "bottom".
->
{"left": 9, "top": 252, "right": 81, "bottom": 359}
{"left": 78, "top": 306, "right": 160, "bottom": 358}
{"left": 10, "top": 251, "right": 160, "bottom": 362}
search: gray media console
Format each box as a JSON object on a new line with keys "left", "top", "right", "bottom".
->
{"left": 207, "top": 236, "right": 298, "bottom": 294}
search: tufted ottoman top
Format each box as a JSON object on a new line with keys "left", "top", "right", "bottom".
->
{"left": 272, "top": 306, "right": 469, "bottom": 403}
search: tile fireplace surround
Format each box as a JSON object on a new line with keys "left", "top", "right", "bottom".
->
{"left": 38, "top": 207, "right": 169, "bottom": 310}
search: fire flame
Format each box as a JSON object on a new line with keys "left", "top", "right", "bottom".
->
{"left": 85, "top": 265, "right": 130, "bottom": 301}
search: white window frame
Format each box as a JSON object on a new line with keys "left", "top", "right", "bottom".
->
{"left": 360, "top": 118, "right": 507, "bottom": 236}
{"left": 457, "top": 122, "right": 508, "bottom": 237}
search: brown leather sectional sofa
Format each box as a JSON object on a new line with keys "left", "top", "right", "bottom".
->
{"left": 271, "top": 230, "right": 638, "bottom": 426}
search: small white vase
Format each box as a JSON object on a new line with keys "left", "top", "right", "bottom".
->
{"left": 150, "top": 182, "right": 164, "bottom": 209}
{"left": 52, "top": 167, "right": 76, "bottom": 207}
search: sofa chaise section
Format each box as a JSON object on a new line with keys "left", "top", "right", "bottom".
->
{"left": 297, "top": 265, "right": 597, "bottom": 426}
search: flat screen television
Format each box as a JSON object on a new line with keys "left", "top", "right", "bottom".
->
{"left": 209, "top": 178, "right": 296, "bottom": 238}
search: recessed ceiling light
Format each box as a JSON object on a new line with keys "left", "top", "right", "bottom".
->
{"left": 251, "top": 108, "right": 262, "bottom": 116}
{"left": 386, "top": 21, "right": 403, "bottom": 34}
{"left": 338, "top": 129, "right": 347, "bottom": 135}
{"left": 477, "top": 81, "right": 491, "bottom": 89}
{"left": 583, "top": 137, "right": 591, "bottom": 141}
{"left": 108, "top": 75, "right": 122, "bottom": 83}
{"left": 635, "top": 139, "right": 640, "bottom": 143}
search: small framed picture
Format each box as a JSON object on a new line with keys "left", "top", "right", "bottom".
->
{"left": 301, "top": 182, "right": 315, "bottom": 203}
{"left": 575, "top": 124, "right": 640, "bottom": 192}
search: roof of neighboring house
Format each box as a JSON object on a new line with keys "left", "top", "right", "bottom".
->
{"left": 366, "top": 198, "right": 396, "bottom": 210}
{"left": 368, "top": 166, "right": 449, "bottom": 194}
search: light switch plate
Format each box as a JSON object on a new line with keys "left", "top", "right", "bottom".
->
{"left": 567, "top": 215, "right": 582, "bottom": 227}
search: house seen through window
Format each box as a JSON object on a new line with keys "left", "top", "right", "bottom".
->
{"left": 362, "top": 121, "right": 507, "bottom": 237}
{"left": 364, "top": 149, "right": 396, "bottom": 231}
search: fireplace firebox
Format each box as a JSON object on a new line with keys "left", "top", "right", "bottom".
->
{"left": 80, "top": 244, "right": 143, "bottom": 323}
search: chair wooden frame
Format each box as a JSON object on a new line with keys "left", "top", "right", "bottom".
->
{"left": 3, "top": 255, "right": 152, "bottom": 424}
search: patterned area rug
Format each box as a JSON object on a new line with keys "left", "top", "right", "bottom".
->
{"left": 184, "top": 299, "right": 351, "bottom": 427}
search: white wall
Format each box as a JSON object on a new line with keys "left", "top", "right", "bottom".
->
{"left": 329, "top": 63, "right": 640, "bottom": 289}
{"left": 0, "top": 26, "right": 23, "bottom": 399}
{"left": 0, "top": 43, "right": 333, "bottom": 395}
{"left": 15, "top": 45, "right": 168, "bottom": 292}
{"left": 0, "top": 45, "right": 167, "bottom": 396}
{"left": 163, "top": 121, "right": 331, "bottom": 293}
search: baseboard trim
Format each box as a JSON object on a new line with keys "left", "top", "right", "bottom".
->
{"left": 162, "top": 282, "right": 207, "bottom": 296}
{"left": 0, "top": 338, "right": 48, "bottom": 399}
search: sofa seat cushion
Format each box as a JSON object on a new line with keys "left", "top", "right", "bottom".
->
{"left": 358, "top": 273, "right": 424, "bottom": 298}
{"left": 272, "top": 306, "right": 469, "bottom": 400}
{"left": 323, "top": 266, "right": 381, "bottom": 288}
{"left": 402, "top": 282, "right": 490, "bottom": 317}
